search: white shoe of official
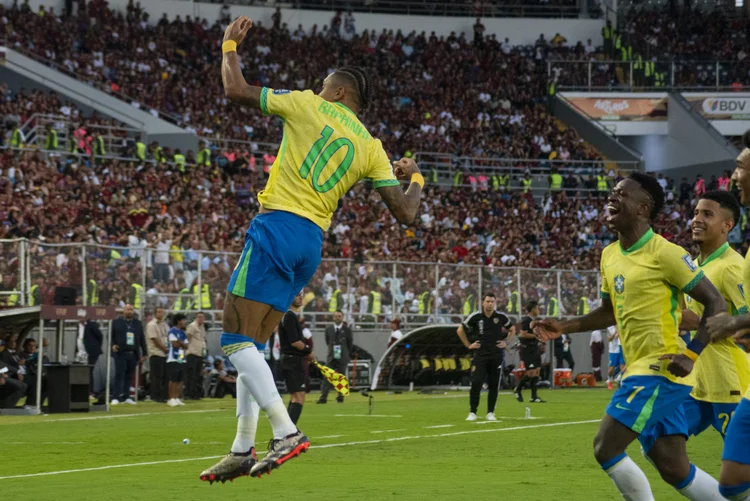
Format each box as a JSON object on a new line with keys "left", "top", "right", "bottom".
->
{"left": 177, "top": 399, "right": 186, "bottom": 406}
{"left": 486, "top": 412, "right": 497, "bottom": 421}
{"left": 465, "top": 412, "right": 477, "bottom": 421}
{"left": 167, "top": 399, "right": 179, "bottom": 407}
{"left": 124, "top": 398, "right": 136, "bottom": 405}
{"left": 110, "top": 399, "right": 120, "bottom": 406}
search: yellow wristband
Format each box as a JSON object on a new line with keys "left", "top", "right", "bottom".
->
{"left": 683, "top": 349, "right": 699, "bottom": 362}
{"left": 222, "top": 41, "right": 237, "bottom": 53}
{"left": 410, "top": 173, "right": 424, "bottom": 188}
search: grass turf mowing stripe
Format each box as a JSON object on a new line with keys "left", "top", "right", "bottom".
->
{"left": 0, "top": 419, "right": 600, "bottom": 480}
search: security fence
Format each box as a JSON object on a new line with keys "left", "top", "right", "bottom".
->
{"left": 1, "top": 239, "right": 601, "bottom": 329}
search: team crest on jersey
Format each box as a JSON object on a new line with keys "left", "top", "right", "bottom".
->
{"left": 273, "top": 89, "right": 290, "bottom": 94}
{"left": 682, "top": 254, "right": 698, "bottom": 272}
{"left": 739, "top": 284, "right": 745, "bottom": 299}
{"left": 493, "top": 318, "right": 499, "bottom": 324}
{"left": 614, "top": 275, "right": 625, "bottom": 294}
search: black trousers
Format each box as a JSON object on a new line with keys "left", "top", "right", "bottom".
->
{"left": 184, "top": 355, "right": 204, "bottom": 399}
{"left": 0, "top": 377, "right": 27, "bottom": 408}
{"left": 88, "top": 353, "right": 100, "bottom": 394}
{"left": 114, "top": 351, "right": 137, "bottom": 401}
{"left": 320, "top": 359, "right": 346, "bottom": 400}
{"left": 555, "top": 348, "right": 575, "bottom": 373}
{"left": 149, "top": 356, "right": 167, "bottom": 402}
{"left": 470, "top": 354, "right": 503, "bottom": 414}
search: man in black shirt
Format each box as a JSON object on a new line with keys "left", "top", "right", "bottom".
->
{"left": 514, "top": 301, "right": 546, "bottom": 403}
{"left": 111, "top": 304, "right": 147, "bottom": 405}
{"left": 457, "top": 293, "right": 515, "bottom": 421}
{"left": 278, "top": 292, "right": 314, "bottom": 425}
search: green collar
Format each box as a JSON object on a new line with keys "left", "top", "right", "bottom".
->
{"left": 334, "top": 101, "right": 357, "bottom": 116}
{"left": 619, "top": 228, "right": 655, "bottom": 256}
{"left": 698, "top": 242, "right": 729, "bottom": 267}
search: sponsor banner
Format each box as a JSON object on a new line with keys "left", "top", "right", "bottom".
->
{"left": 567, "top": 97, "right": 668, "bottom": 121}
{"left": 686, "top": 96, "right": 750, "bottom": 120}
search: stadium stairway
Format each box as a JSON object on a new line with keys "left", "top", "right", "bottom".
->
{"left": 1, "top": 46, "right": 199, "bottom": 152}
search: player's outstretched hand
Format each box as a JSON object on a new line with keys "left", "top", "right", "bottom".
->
{"left": 224, "top": 16, "right": 253, "bottom": 45}
{"left": 392, "top": 157, "right": 420, "bottom": 181}
{"left": 660, "top": 353, "right": 694, "bottom": 378}
{"left": 496, "top": 340, "right": 507, "bottom": 349}
{"left": 531, "top": 319, "right": 562, "bottom": 341}
{"left": 707, "top": 312, "right": 736, "bottom": 341}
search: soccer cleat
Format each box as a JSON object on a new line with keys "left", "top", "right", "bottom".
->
{"left": 200, "top": 449, "right": 257, "bottom": 485}
{"left": 465, "top": 412, "right": 477, "bottom": 421}
{"left": 167, "top": 399, "right": 179, "bottom": 407}
{"left": 514, "top": 389, "right": 524, "bottom": 402}
{"left": 110, "top": 399, "right": 120, "bottom": 405}
{"left": 486, "top": 412, "right": 497, "bottom": 421}
{"left": 250, "top": 432, "right": 310, "bottom": 478}
{"left": 530, "top": 397, "right": 546, "bottom": 403}
{"left": 607, "top": 380, "right": 613, "bottom": 390}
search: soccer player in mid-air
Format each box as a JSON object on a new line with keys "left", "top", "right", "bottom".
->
{"left": 707, "top": 132, "right": 750, "bottom": 501}
{"left": 200, "top": 17, "right": 423, "bottom": 483}
{"left": 638, "top": 190, "right": 748, "bottom": 500}
{"left": 534, "top": 172, "right": 727, "bottom": 501}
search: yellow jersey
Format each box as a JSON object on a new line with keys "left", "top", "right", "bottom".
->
{"left": 685, "top": 242, "right": 749, "bottom": 403}
{"left": 600, "top": 229, "right": 704, "bottom": 384}
{"left": 257, "top": 88, "right": 400, "bottom": 231}
{"left": 744, "top": 245, "right": 750, "bottom": 400}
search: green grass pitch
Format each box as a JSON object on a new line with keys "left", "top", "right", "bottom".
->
{"left": 0, "top": 389, "right": 724, "bottom": 500}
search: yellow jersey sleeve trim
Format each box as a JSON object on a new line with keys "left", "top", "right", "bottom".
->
{"left": 682, "top": 271, "right": 705, "bottom": 294}
{"left": 372, "top": 179, "right": 400, "bottom": 188}
{"left": 260, "top": 87, "right": 270, "bottom": 116}
{"left": 600, "top": 291, "right": 610, "bottom": 299}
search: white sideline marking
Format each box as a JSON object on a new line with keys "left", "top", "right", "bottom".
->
{"left": 1, "top": 409, "right": 225, "bottom": 425}
{"left": 474, "top": 417, "right": 540, "bottom": 424}
{"left": 370, "top": 429, "right": 406, "bottom": 434}
{"left": 7, "top": 441, "right": 87, "bottom": 445}
{"left": 315, "top": 435, "right": 345, "bottom": 439}
{"left": 424, "top": 424, "right": 454, "bottom": 429}
{"left": 334, "top": 414, "right": 402, "bottom": 418}
{"left": 0, "top": 419, "right": 600, "bottom": 480}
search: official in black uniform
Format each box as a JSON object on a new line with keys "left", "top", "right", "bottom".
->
{"left": 278, "top": 292, "right": 314, "bottom": 425}
{"left": 457, "top": 292, "right": 515, "bottom": 421}
{"left": 514, "top": 301, "right": 546, "bottom": 403}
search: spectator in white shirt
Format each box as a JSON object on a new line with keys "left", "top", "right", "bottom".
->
{"left": 153, "top": 231, "right": 172, "bottom": 283}
{"left": 387, "top": 319, "right": 403, "bottom": 348}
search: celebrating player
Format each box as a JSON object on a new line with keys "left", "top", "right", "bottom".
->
{"left": 638, "top": 190, "right": 748, "bottom": 500}
{"left": 457, "top": 293, "right": 515, "bottom": 421}
{"left": 706, "top": 134, "right": 750, "bottom": 501}
{"left": 200, "top": 16, "right": 423, "bottom": 483}
{"left": 534, "top": 172, "right": 727, "bottom": 501}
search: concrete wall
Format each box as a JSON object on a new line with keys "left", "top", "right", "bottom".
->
{"left": 103, "top": 0, "right": 603, "bottom": 45}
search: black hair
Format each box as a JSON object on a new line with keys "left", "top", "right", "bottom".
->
{"left": 742, "top": 129, "right": 750, "bottom": 149}
{"left": 700, "top": 190, "right": 741, "bottom": 229}
{"left": 335, "top": 66, "right": 372, "bottom": 110}
{"left": 334, "top": 310, "right": 344, "bottom": 315}
{"left": 628, "top": 172, "right": 664, "bottom": 221}
{"left": 482, "top": 292, "right": 496, "bottom": 300}
{"left": 173, "top": 313, "right": 187, "bottom": 325}
{"left": 23, "top": 338, "right": 36, "bottom": 350}
{"left": 213, "top": 359, "right": 223, "bottom": 369}
{"left": 525, "top": 300, "right": 539, "bottom": 313}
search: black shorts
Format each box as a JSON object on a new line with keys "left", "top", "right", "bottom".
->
{"left": 281, "top": 355, "right": 306, "bottom": 393}
{"left": 521, "top": 350, "right": 542, "bottom": 370}
{"left": 167, "top": 362, "right": 184, "bottom": 383}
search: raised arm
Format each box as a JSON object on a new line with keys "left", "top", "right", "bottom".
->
{"left": 376, "top": 158, "right": 422, "bottom": 225}
{"left": 221, "top": 17, "right": 261, "bottom": 107}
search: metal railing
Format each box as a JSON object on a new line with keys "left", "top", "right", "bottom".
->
{"left": 196, "top": 0, "right": 581, "bottom": 18}
{"left": 1, "top": 239, "right": 602, "bottom": 330}
{"left": 550, "top": 59, "right": 750, "bottom": 91}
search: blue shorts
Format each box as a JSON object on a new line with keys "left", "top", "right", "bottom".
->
{"left": 609, "top": 351, "right": 625, "bottom": 368}
{"left": 227, "top": 211, "right": 323, "bottom": 312}
{"left": 606, "top": 375, "right": 692, "bottom": 436}
{"left": 722, "top": 397, "right": 750, "bottom": 465}
{"left": 639, "top": 396, "right": 738, "bottom": 454}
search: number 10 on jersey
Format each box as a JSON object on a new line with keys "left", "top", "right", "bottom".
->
{"left": 299, "top": 125, "right": 355, "bottom": 193}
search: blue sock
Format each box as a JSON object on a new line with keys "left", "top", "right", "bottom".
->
{"left": 674, "top": 463, "right": 696, "bottom": 490}
{"left": 720, "top": 481, "right": 750, "bottom": 501}
{"left": 600, "top": 452, "right": 627, "bottom": 471}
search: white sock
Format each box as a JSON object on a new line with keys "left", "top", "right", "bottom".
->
{"left": 677, "top": 465, "right": 723, "bottom": 501}
{"left": 230, "top": 375, "right": 259, "bottom": 454}
{"left": 230, "top": 346, "right": 297, "bottom": 439}
{"left": 605, "top": 455, "right": 655, "bottom": 501}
